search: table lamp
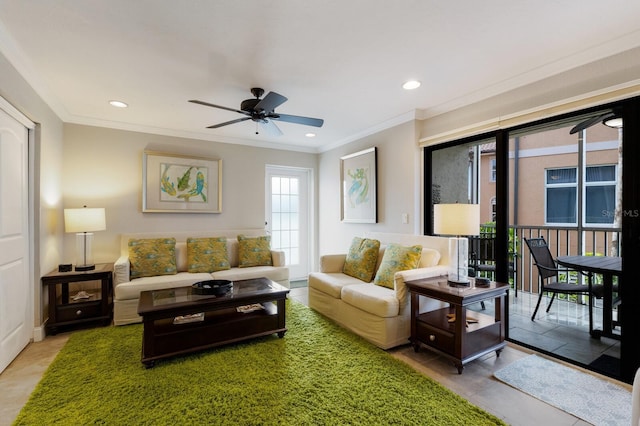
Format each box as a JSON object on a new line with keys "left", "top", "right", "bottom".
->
{"left": 64, "top": 206, "right": 106, "bottom": 271}
{"left": 433, "top": 203, "right": 480, "bottom": 286}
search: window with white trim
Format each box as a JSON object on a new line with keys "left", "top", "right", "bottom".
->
{"left": 489, "top": 158, "right": 496, "bottom": 182}
{"left": 545, "top": 165, "right": 616, "bottom": 225}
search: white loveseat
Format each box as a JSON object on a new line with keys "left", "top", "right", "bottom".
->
{"left": 113, "top": 229, "right": 289, "bottom": 326}
{"left": 308, "top": 232, "right": 450, "bottom": 349}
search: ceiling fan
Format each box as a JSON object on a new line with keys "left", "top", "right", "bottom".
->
{"left": 569, "top": 108, "right": 622, "bottom": 134}
{"left": 189, "top": 88, "right": 324, "bottom": 136}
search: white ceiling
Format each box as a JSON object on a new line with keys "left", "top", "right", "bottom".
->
{"left": 1, "top": 1, "right": 640, "bottom": 153}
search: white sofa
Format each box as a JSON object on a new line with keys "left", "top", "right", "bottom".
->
{"left": 113, "top": 229, "right": 289, "bottom": 326}
{"left": 308, "top": 232, "right": 451, "bottom": 349}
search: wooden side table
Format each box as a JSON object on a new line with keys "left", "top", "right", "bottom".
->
{"left": 41, "top": 263, "right": 113, "bottom": 335}
{"left": 405, "top": 276, "right": 508, "bottom": 374}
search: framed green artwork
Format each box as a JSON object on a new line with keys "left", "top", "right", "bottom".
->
{"left": 142, "top": 151, "right": 222, "bottom": 213}
{"left": 340, "top": 147, "right": 377, "bottom": 223}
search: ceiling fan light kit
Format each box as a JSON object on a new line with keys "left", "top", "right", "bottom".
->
{"left": 603, "top": 117, "right": 623, "bottom": 129}
{"left": 569, "top": 108, "right": 622, "bottom": 134}
{"left": 189, "top": 88, "right": 324, "bottom": 136}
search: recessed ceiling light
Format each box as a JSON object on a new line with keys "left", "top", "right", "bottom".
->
{"left": 109, "top": 100, "right": 128, "bottom": 108}
{"left": 305, "top": 132, "right": 316, "bottom": 138}
{"left": 402, "top": 80, "right": 421, "bottom": 90}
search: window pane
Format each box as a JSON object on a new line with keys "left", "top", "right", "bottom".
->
{"left": 547, "top": 168, "right": 576, "bottom": 184}
{"left": 547, "top": 187, "right": 576, "bottom": 223}
{"left": 272, "top": 194, "right": 281, "bottom": 212}
{"left": 282, "top": 213, "right": 291, "bottom": 230}
{"left": 281, "top": 230, "right": 291, "bottom": 247}
{"left": 271, "top": 177, "right": 280, "bottom": 194}
{"left": 586, "top": 165, "right": 615, "bottom": 182}
{"left": 290, "top": 178, "right": 299, "bottom": 195}
{"left": 281, "top": 178, "right": 290, "bottom": 194}
{"left": 281, "top": 194, "right": 291, "bottom": 212}
{"left": 586, "top": 185, "right": 615, "bottom": 224}
{"left": 271, "top": 230, "right": 281, "bottom": 248}
{"left": 272, "top": 213, "right": 281, "bottom": 230}
{"left": 290, "top": 194, "right": 299, "bottom": 213}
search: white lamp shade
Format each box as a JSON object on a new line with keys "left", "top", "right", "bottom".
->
{"left": 64, "top": 208, "right": 106, "bottom": 233}
{"left": 433, "top": 204, "right": 480, "bottom": 236}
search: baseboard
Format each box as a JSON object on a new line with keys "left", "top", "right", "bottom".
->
{"left": 33, "top": 322, "right": 46, "bottom": 342}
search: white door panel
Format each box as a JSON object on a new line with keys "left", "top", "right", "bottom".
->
{"left": 266, "top": 167, "right": 311, "bottom": 281}
{"left": 0, "top": 106, "right": 31, "bottom": 374}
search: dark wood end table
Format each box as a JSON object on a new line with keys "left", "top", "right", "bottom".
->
{"left": 41, "top": 263, "right": 113, "bottom": 335}
{"left": 405, "top": 276, "right": 508, "bottom": 374}
{"left": 137, "top": 277, "right": 289, "bottom": 368}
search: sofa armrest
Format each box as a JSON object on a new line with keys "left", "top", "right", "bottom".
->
{"left": 114, "top": 255, "right": 131, "bottom": 285}
{"left": 271, "top": 250, "right": 286, "bottom": 267}
{"left": 394, "top": 265, "right": 449, "bottom": 306}
{"left": 319, "top": 254, "right": 347, "bottom": 273}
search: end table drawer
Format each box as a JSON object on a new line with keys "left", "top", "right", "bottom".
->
{"left": 57, "top": 302, "right": 102, "bottom": 322}
{"left": 416, "top": 322, "right": 455, "bottom": 355}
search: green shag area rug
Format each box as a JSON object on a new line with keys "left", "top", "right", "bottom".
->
{"left": 15, "top": 301, "right": 505, "bottom": 425}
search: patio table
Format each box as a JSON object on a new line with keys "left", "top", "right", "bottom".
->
{"left": 556, "top": 255, "right": 621, "bottom": 340}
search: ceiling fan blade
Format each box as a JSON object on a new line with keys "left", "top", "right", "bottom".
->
{"left": 207, "top": 117, "right": 251, "bottom": 129}
{"left": 569, "top": 112, "right": 615, "bottom": 134}
{"left": 254, "top": 91, "right": 288, "bottom": 113}
{"left": 272, "top": 113, "right": 324, "bottom": 127}
{"left": 259, "top": 119, "right": 283, "bottom": 137}
{"left": 189, "top": 99, "right": 249, "bottom": 115}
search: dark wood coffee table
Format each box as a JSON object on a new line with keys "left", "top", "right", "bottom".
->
{"left": 137, "top": 277, "right": 289, "bottom": 367}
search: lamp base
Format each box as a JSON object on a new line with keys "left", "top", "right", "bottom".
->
{"left": 74, "top": 264, "right": 95, "bottom": 271}
{"left": 447, "top": 278, "right": 471, "bottom": 287}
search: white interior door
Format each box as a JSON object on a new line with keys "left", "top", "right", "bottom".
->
{"left": 266, "top": 166, "right": 311, "bottom": 281}
{"left": 0, "top": 105, "right": 32, "bottom": 374}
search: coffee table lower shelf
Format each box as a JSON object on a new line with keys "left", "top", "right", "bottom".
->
{"left": 141, "top": 303, "right": 285, "bottom": 367}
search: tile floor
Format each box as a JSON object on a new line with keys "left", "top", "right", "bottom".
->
{"left": 0, "top": 286, "right": 630, "bottom": 426}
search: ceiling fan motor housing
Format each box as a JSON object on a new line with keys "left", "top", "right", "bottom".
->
{"left": 241, "top": 98, "right": 261, "bottom": 113}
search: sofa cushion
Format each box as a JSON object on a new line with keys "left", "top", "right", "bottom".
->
{"left": 238, "top": 235, "right": 273, "bottom": 267}
{"left": 186, "top": 237, "right": 230, "bottom": 273}
{"left": 342, "top": 237, "right": 380, "bottom": 282}
{"left": 418, "top": 248, "right": 441, "bottom": 268}
{"left": 114, "top": 272, "right": 212, "bottom": 300}
{"left": 212, "top": 265, "right": 289, "bottom": 283}
{"left": 128, "top": 238, "right": 177, "bottom": 279}
{"left": 308, "top": 272, "right": 364, "bottom": 299}
{"left": 373, "top": 243, "right": 422, "bottom": 289}
{"left": 341, "top": 283, "right": 400, "bottom": 318}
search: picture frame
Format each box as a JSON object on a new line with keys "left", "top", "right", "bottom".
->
{"left": 142, "top": 151, "right": 222, "bottom": 213}
{"left": 340, "top": 147, "right": 377, "bottom": 223}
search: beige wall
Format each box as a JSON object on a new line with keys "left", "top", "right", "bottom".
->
{"left": 317, "top": 121, "right": 422, "bottom": 254}
{"left": 62, "top": 124, "right": 318, "bottom": 266}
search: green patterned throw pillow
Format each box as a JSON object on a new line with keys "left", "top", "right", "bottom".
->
{"left": 237, "top": 235, "right": 273, "bottom": 267}
{"left": 373, "top": 243, "right": 423, "bottom": 289}
{"left": 186, "top": 237, "right": 230, "bottom": 273}
{"left": 128, "top": 238, "right": 177, "bottom": 279}
{"left": 342, "top": 237, "right": 381, "bottom": 282}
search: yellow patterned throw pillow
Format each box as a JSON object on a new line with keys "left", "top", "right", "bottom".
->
{"left": 342, "top": 237, "right": 381, "bottom": 282}
{"left": 128, "top": 238, "right": 177, "bottom": 279}
{"left": 186, "top": 237, "right": 230, "bottom": 273}
{"left": 237, "top": 235, "right": 273, "bottom": 267}
{"left": 373, "top": 243, "right": 423, "bottom": 289}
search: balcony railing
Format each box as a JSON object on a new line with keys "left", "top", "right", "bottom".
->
{"left": 470, "top": 225, "right": 621, "bottom": 296}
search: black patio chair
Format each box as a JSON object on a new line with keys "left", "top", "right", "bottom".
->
{"left": 524, "top": 237, "right": 602, "bottom": 333}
